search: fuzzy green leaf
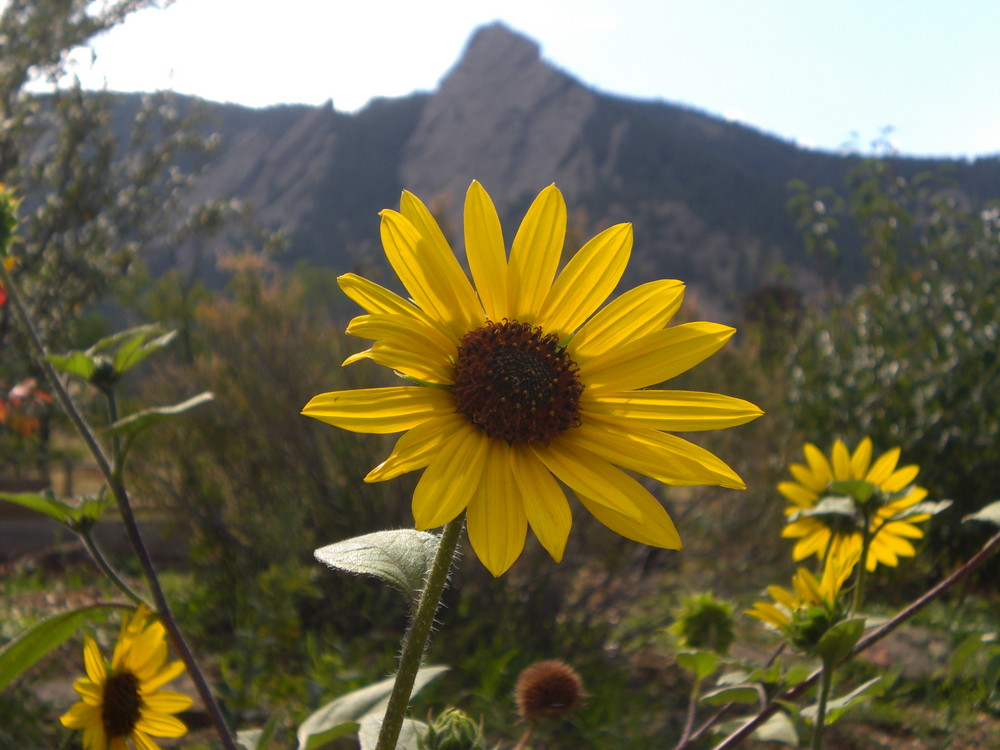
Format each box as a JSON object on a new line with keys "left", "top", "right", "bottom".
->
{"left": 113, "top": 329, "right": 176, "bottom": 375}
{"left": 0, "top": 603, "right": 129, "bottom": 691}
{"left": 296, "top": 666, "right": 447, "bottom": 750}
{"left": 315, "top": 530, "right": 440, "bottom": 602}
{"left": 237, "top": 713, "right": 281, "bottom": 750}
{"left": 676, "top": 650, "right": 718, "bottom": 680}
{"left": 802, "top": 677, "right": 883, "bottom": 725}
{"left": 0, "top": 491, "right": 72, "bottom": 522}
{"left": 752, "top": 710, "right": 798, "bottom": 745}
{"left": 699, "top": 684, "right": 760, "bottom": 706}
{"left": 104, "top": 392, "right": 214, "bottom": 437}
{"left": 45, "top": 351, "right": 97, "bottom": 380}
{"left": 816, "top": 617, "right": 865, "bottom": 669}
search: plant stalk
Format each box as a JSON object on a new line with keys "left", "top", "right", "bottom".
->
{"left": 376, "top": 516, "right": 464, "bottom": 750}
{"left": 810, "top": 665, "right": 832, "bottom": 750}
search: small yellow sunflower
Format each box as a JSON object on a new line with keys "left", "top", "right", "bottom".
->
{"left": 60, "top": 606, "right": 191, "bottom": 750}
{"left": 780, "top": 438, "right": 929, "bottom": 572}
{"left": 303, "top": 181, "right": 762, "bottom": 575}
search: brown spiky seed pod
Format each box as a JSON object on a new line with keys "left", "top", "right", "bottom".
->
{"left": 515, "top": 660, "right": 585, "bottom": 721}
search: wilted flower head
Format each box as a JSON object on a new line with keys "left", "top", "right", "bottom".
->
{"left": 515, "top": 659, "right": 586, "bottom": 722}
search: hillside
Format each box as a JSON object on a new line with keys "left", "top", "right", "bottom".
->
{"left": 130, "top": 22, "right": 1000, "bottom": 318}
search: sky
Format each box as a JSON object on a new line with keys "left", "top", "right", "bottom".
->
{"left": 31, "top": 0, "right": 1000, "bottom": 159}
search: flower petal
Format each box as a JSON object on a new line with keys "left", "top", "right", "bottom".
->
{"left": 789, "top": 461, "right": 826, "bottom": 493}
{"left": 866, "top": 447, "right": 901, "bottom": 486}
{"left": 134, "top": 710, "right": 187, "bottom": 738}
{"left": 302, "top": 387, "right": 453, "bottom": 434}
{"left": 344, "top": 343, "right": 454, "bottom": 385}
{"left": 510, "top": 445, "right": 572, "bottom": 563}
{"left": 850, "top": 437, "right": 873, "bottom": 478}
{"left": 803, "top": 443, "right": 834, "bottom": 486}
{"left": 72, "top": 677, "right": 104, "bottom": 706}
{"left": 777, "top": 481, "right": 818, "bottom": 508}
{"left": 411, "top": 425, "right": 488, "bottom": 529}
{"left": 532, "top": 441, "right": 643, "bottom": 521}
{"left": 129, "top": 730, "right": 162, "bottom": 750}
{"left": 537, "top": 223, "right": 632, "bottom": 336}
{"left": 464, "top": 181, "right": 507, "bottom": 321}
{"left": 831, "top": 440, "right": 851, "bottom": 479}
{"left": 508, "top": 184, "right": 565, "bottom": 320}
{"left": 399, "top": 189, "right": 484, "bottom": 331}
{"left": 83, "top": 723, "right": 110, "bottom": 750}
{"left": 568, "top": 279, "right": 685, "bottom": 360}
{"left": 60, "top": 701, "right": 101, "bottom": 729}
{"left": 346, "top": 313, "right": 457, "bottom": 360}
{"left": 883, "top": 464, "right": 920, "bottom": 492}
{"left": 380, "top": 210, "right": 479, "bottom": 339}
{"left": 466, "top": 442, "right": 528, "bottom": 576}
{"left": 569, "top": 416, "right": 745, "bottom": 488}
{"left": 82, "top": 637, "right": 107, "bottom": 684}
{"left": 581, "top": 389, "right": 762, "bottom": 431}
{"left": 581, "top": 322, "right": 735, "bottom": 393}
{"left": 574, "top": 482, "right": 681, "bottom": 549}
{"left": 365, "top": 412, "right": 469, "bottom": 482}
{"left": 142, "top": 690, "right": 193, "bottom": 714}
{"left": 143, "top": 660, "right": 185, "bottom": 692}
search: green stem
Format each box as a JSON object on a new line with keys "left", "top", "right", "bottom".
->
{"left": 376, "top": 516, "right": 464, "bottom": 750}
{"left": 810, "top": 665, "right": 832, "bottom": 750}
{"left": 0, "top": 261, "right": 239, "bottom": 750}
{"left": 852, "top": 510, "right": 873, "bottom": 613}
{"left": 79, "top": 531, "right": 149, "bottom": 608}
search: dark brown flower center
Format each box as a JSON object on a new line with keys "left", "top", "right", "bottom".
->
{"left": 102, "top": 671, "right": 143, "bottom": 738}
{"left": 452, "top": 320, "right": 583, "bottom": 444}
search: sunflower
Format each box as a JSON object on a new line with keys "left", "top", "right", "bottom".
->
{"left": 779, "top": 438, "right": 929, "bottom": 572}
{"left": 60, "top": 606, "right": 191, "bottom": 750}
{"left": 303, "top": 182, "right": 762, "bottom": 575}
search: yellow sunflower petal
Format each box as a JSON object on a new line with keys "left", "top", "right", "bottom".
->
{"left": 60, "top": 700, "right": 101, "bottom": 729}
{"left": 344, "top": 343, "right": 454, "bottom": 385}
{"left": 83, "top": 723, "right": 110, "bottom": 750}
{"left": 510, "top": 445, "right": 573, "bottom": 563}
{"left": 142, "top": 690, "right": 193, "bottom": 714}
{"left": 850, "top": 438, "right": 873, "bottom": 478}
{"left": 532, "top": 440, "right": 642, "bottom": 521}
{"left": 831, "top": 440, "right": 852, "bottom": 479}
{"left": 128, "top": 622, "right": 168, "bottom": 678}
{"left": 466, "top": 442, "right": 528, "bottom": 576}
{"left": 568, "top": 416, "right": 745, "bottom": 489}
{"left": 866, "top": 447, "right": 901, "bottom": 486}
{"left": 791, "top": 527, "right": 832, "bottom": 561}
{"left": 398, "top": 190, "right": 484, "bottom": 332}
{"left": 82, "top": 637, "right": 106, "bottom": 684}
{"left": 464, "top": 181, "right": 507, "bottom": 321}
{"left": 777, "top": 481, "right": 818, "bottom": 508}
{"left": 789, "top": 462, "right": 826, "bottom": 493}
{"left": 568, "top": 279, "right": 685, "bottom": 360}
{"left": 411, "top": 425, "right": 488, "bottom": 529}
{"left": 582, "top": 389, "right": 762, "bottom": 431}
{"left": 582, "top": 322, "right": 735, "bottom": 393}
{"left": 508, "top": 184, "right": 565, "bottom": 320}
{"left": 338, "top": 273, "right": 423, "bottom": 318}
{"left": 748, "top": 602, "right": 789, "bottom": 629}
{"left": 803, "top": 443, "right": 834, "bottom": 486}
{"left": 129, "top": 730, "right": 162, "bottom": 750}
{"left": 883, "top": 463, "right": 920, "bottom": 492}
{"left": 380, "top": 210, "right": 480, "bottom": 339}
{"left": 346, "top": 313, "right": 457, "bottom": 360}
{"left": 575, "top": 483, "right": 681, "bottom": 549}
{"left": 143, "top": 660, "right": 185, "bottom": 692}
{"left": 72, "top": 677, "right": 104, "bottom": 706}
{"left": 365, "top": 412, "right": 467, "bottom": 482}
{"left": 536, "top": 222, "right": 632, "bottom": 336}
{"left": 878, "top": 520, "right": 925, "bottom": 539}
{"left": 873, "top": 531, "right": 916, "bottom": 558}
{"left": 134, "top": 711, "right": 187, "bottom": 738}
{"left": 302, "top": 387, "right": 452, "bottom": 434}
{"left": 769, "top": 585, "right": 798, "bottom": 610}
{"left": 866, "top": 536, "right": 900, "bottom": 571}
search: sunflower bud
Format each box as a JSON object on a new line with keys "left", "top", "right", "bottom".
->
{"left": 515, "top": 660, "right": 585, "bottom": 722}
{"left": 419, "top": 708, "right": 485, "bottom": 750}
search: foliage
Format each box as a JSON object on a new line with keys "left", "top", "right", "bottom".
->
{"left": 785, "top": 157, "right": 1000, "bottom": 568}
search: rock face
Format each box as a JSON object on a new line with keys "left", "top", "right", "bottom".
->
{"left": 401, "top": 23, "right": 599, "bottom": 212}
{"left": 136, "top": 22, "right": 1000, "bottom": 317}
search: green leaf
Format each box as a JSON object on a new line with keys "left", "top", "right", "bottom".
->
{"left": 699, "top": 684, "right": 760, "bottom": 706}
{"left": 752, "top": 710, "right": 798, "bottom": 745}
{"left": 237, "top": 713, "right": 281, "bottom": 750}
{"left": 113, "top": 329, "right": 176, "bottom": 375}
{"left": 45, "top": 351, "right": 97, "bottom": 380}
{"left": 0, "top": 603, "right": 130, "bottom": 691}
{"left": 88, "top": 324, "right": 163, "bottom": 353}
{"left": 314, "top": 530, "right": 441, "bottom": 602}
{"left": 104, "top": 392, "right": 214, "bottom": 437}
{"left": 964, "top": 500, "right": 1000, "bottom": 528}
{"left": 985, "top": 652, "right": 1000, "bottom": 695}
{"left": 889, "top": 500, "right": 952, "bottom": 520}
{"left": 357, "top": 716, "right": 428, "bottom": 750}
{"left": 827, "top": 480, "right": 875, "bottom": 503}
{"left": 948, "top": 633, "right": 984, "bottom": 681}
{"left": 0, "top": 491, "right": 73, "bottom": 522}
{"left": 676, "top": 650, "right": 718, "bottom": 680}
{"left": 816, "top": 617, "right": 865, "bottom": 669}
{"left": 802, "top": 677, "right": 883, "bottom": 725}
{"left": 296, "top": 665, "right": 447, "bottom": 750}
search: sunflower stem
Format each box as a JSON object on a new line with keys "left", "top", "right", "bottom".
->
{"left": 852, "top": 510, "right": 872, "bottom": 613}
{"left": 376, "top": 516, "right": 464, "bottom": 750}
{"left": 78, "top": 531, "right": 149, "bottom": 608}
{"left": 810, "top": 665, "right": 832, "bottom": 750}
{"left": 0, "top": 263, "right": 239, "bottom": 750}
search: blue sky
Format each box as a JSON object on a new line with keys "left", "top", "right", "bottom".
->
{"left": 41, "top": 0, "right": 1000, "bottom": 159}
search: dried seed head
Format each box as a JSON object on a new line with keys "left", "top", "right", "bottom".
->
{"left": 515, "top": 659, "right": 585, "bottom": 721}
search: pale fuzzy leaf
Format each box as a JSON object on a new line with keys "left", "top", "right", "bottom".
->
{"left": 699, "top": 684, "right": 760, "bottom": 706}
{"left": 296, "top": 666, "right": 447, "bottom": 750}
{"left": 752, "top": 710, "right": 799, "bottom": 745}
{"left": 358, "top": 715, "right": 428, "bottom": 750}
{"left": 964, "top": 500, "right": 1000, "bottom": 528}
{"left": 315, "top": 530, "right": 440, "bottom": 602}
{"left": 802, "top": 676, "right": 883, "bottom": 724}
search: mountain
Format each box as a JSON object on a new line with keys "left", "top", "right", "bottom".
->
{"left": 139, "top": 22, "right": 1000, "bottom": 319}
